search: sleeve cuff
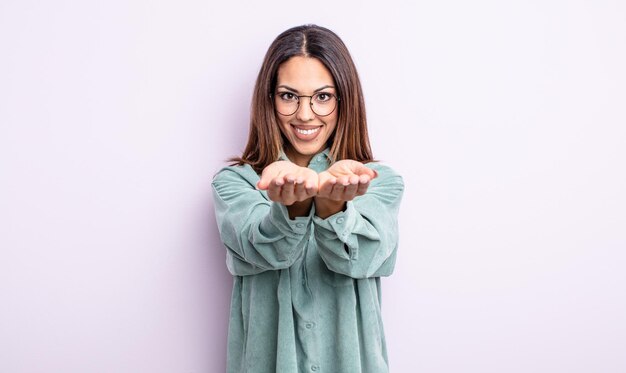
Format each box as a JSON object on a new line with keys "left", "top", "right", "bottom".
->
{"left": 268, "top": 201, "right": 313, "bottom": 236}
{"left": 312, "top": 201, "right": 357, "bottom": 241}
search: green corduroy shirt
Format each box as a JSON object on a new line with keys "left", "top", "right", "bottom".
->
{"left": 211, "top": 149, "right": 404, "bottom": 373}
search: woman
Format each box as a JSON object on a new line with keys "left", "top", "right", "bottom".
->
{"left": 212, "top": 24, "right": 404, "bottom": 373}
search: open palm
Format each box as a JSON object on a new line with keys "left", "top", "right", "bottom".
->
{"left": 317, "top": 160, "right": 377, "bottom": 201}
{"left": 257, "top": 161, "right": 318, "bottom": 206}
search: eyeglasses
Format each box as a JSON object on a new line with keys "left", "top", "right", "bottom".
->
{"left": 272, "top": 91, "right": 340, "bottom": 117}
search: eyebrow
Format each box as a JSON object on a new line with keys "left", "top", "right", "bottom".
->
{"left": 276, "top": 84, "right": 335, "bottom": 93}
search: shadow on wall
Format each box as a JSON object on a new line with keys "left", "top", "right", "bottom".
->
{"left": 200, "top": 56, "right": 256, "bottom": 370}
{"left": 199, "top": 194, "right": 233, "bottom": 371}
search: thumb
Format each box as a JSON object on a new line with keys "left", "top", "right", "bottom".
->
{"left": 352, "top": 162, "right": 377, "bottom": 179}
{"left": 257, "top": 164, "right": 282, "bottom": 190}
{"left": 257, "top": 176, "right": 270, "bottom": 190}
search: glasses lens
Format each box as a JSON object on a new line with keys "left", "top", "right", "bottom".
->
{"left": 275, "top": 93, "right": 298, "bottom": 116}
{"left": 311, "top": 93, "right": 337, "bottom": 116}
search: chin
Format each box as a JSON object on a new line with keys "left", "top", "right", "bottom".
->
{"left": 297, "top": 144, "right": 324, "bottom": 155}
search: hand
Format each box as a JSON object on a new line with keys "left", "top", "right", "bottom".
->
{"left": 317, "top": 160, "right": 377, "bottom": 202}
{"left": 257, "top": 161, "right": 318, "bottom": 206}
{"left": 315, "top": 160, "right": 377, "bottom": 219}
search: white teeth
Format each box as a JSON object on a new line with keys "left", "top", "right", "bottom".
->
{"left": 296, "top": 127, "right": 320, "bottom": 135}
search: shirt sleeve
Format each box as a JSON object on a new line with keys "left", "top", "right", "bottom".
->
{"left": 211, "top": 165, "right": 313, "bottom": 276}
{"left": 312, "top": 163, "right": 404, "bottom": 278}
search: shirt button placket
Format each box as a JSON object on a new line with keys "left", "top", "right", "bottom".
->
{"left": 302, "top": 321, "right": 318, "bottom": 372}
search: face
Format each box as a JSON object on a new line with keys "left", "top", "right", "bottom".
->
{"left": 274, "top": 56, "right": 338, "bottom": 167}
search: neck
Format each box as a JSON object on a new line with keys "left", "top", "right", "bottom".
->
{"left": 284, "top": 147, "right": 313, "bottom": 167}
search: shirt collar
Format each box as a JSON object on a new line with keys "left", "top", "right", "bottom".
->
{"left": 278, "top": 148, "right": 331, "bottom": 166}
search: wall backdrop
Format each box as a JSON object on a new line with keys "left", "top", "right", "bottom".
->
{"left": 1, "top": 0, "right": 625, "bottom": 372}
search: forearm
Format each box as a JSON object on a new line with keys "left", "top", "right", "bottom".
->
{"left": 212, "top": 168, "right": 313, "bottom": 275}
{"left": 314, "top": 200, "right": 399, "bottom": 278}
{"left": 313, "top": 164, "right": 405, "bottom": 278}
{"left": 287, "top": 198, "right": 314, "bottom": 219}
{"left": 313, "top": 197, "right": 346, "bottom": 219}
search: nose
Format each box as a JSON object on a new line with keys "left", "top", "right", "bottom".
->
{"left": 295, "top": 97, "right": 315, "bottom": 121}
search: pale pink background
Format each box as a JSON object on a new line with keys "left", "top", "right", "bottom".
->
{"left": 1, "top": 1, "right": 625, "bottom": 372}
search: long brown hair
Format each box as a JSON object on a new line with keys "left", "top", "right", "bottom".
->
{"left": 231, "top": 24, "right": 373, "bottom": 173}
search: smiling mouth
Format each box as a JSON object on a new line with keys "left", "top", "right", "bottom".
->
{"left": 291, "top": 125, "right": 322, "bottom": 140}
{"left": 295, "top": 126, "right": 320, "bottom": 135}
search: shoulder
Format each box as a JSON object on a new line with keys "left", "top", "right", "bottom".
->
{"left": 365, "top": 162, "right": 404, "bottom": 189}
{"left": 365, "top": 162, "right": 401, "bottom": 176}
{"left": 212, "top": 164, "right": 261, "bottom": 189}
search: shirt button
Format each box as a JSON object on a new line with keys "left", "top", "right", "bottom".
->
{"left": 305, "top": 322, "right": 315, "bottom": 329}
{"left": 336, "top": 217, "right": 344, "bottom": 224}
{"left": 296, "top": 222, "right": 305, "bottom": 228}
{"left": 316, "top": 156, "right": 323, "bottom": 162}
{"left": 311, "top": 366, "right": 319, "bottom": 372}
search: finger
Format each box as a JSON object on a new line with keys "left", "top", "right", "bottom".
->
{"left": 342, "top": 178, "right": 359, "bottom": 201}
{"left": 256, "top": 167, "right": 272, "bottom": 190}
{"left": 318, "top": 177, "right": 336, "bottom": 198}
{"left": 300, "top": 170, "right": 317, "bottom": 191}
{"left": 304, "top": 176, "right": 316, "bottom": 190}
{"left": 257, "top": 175, "right": 271, "bottom": 190}
{"left": 267, "top": 177, "right": 284, "bottom": 201}
{"left": 356, "top": 179, "right": 371, "bottom": 196}
{"left": 352, "top": 163, "right": 377, "bottom": 179}
{"left": 292, "top": 180, "right": 311, "bottom": 201}
{"left": 280, "top": 176, "right": 296, "bottom": 205}
{"left": 290, "top": 176, "right": 305, "bottom": 199}
{"left": 283, "top": 172, "right": 296, "bottom": 184}
{"left": 337, "top": 175, "right": 351, "bottom": 187}
{"left": 304, "top": 179, "right": 317, "bottom": 197}
{"left": 358, "top": 174, "right": 371, "bottom": 184}
{"left": 294, "top": 174, "right": 315, "bottom": 200}
{"left": 329, "top": 182, "right": 345, "bottom": 201}
{"left": 258, "top": 168, "right": 285, "bottom": 190}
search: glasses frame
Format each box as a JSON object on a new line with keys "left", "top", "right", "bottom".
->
{"left": 271, "top": 92, "right": 340, "bottom": 117}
